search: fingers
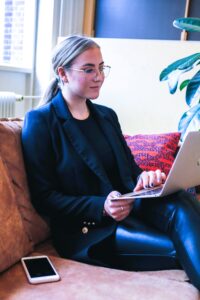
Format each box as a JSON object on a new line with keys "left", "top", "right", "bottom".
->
{"left": 111, "top": 203, "right": 132, "bottom": 221}
{"left": 115, "top": 206, "right": 131, "bottom": 221}
{"left": 134, "top": 170, "right": 166, "bottom": 191}
{"left": 134, "top": 171, "right": 150, "bottom": 191}
{"left": 134, "top": 175, "right": 144, "bottom": 191}
{"left": 155, "top": 169, "right": 166, "bottom": 184}
{"left": 108, "top": 191, "right": 122, "bottom": 199}
{"left": 104, "top": 191, "right": 134, "bottom": 221}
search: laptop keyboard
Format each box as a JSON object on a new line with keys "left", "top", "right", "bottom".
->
{"left": 135, "top": 186, "right": 163, "bottom": 196}
{"left": 118, "top": 185, "right": 164, "bottom": 199}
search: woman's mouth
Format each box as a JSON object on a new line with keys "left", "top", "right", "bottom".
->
{"left": 90, "top": 86, "right": 101, "bottom": 91}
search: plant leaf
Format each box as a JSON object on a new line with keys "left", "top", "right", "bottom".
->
{"left": 159, "top": 53, "right": 200, "bottom": 81}
{"left": 167, "top": 70, "right": 186, "bottom": 94}
{"left": 186, "top": 70, "right": 200, "bottom": 106}
{"left": 178, "top": 104, "right": 200, "bottom": 139}
{"left": 173, "top": 18, "right": 200, "bottom": 32}
{"left": 180, "top": 79, "right": 190, "bottom": 91}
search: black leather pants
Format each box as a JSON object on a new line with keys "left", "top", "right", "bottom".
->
{"left": 114, "top": 190, "right": 200, "bottom": 290}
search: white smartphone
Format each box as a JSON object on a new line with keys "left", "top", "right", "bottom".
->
{"left": 21, "top": 255, "right": 61, "bottom": 284}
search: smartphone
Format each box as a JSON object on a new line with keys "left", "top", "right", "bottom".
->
{"left": 21, "top": 255, "right": 61, "bottom": 284}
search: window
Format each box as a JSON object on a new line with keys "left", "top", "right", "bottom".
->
{"left": 0, "top": 0, "right": 36, "bottom": 70}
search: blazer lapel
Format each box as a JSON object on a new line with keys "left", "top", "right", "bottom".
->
{"left": 52, "top": 92, "right": 112, "bottom": 188}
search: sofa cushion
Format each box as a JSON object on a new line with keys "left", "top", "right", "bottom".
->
{"left": 0, "top": 119, "right": 50, "bottom": 247}
{"left": 0, "top": 157, "right": 32, "bottom": 272}
{"left": 0, "top": 254, "right": 198, "bottom": 300}
{"left": 124, "top": 132, "right": 181, "bottom": 175}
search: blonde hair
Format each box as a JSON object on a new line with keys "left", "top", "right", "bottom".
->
{"left": 39, "top": 35, "right": 100, "bottom": 106}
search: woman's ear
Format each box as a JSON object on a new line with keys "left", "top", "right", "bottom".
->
{"left": 57, "top": 66, "right": 68, "bottom": 83}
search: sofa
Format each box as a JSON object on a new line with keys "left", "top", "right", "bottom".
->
{"left": 0, "top": 118, "right": 199, "bottom": 300}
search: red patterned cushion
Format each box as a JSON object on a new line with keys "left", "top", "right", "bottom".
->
{"left": 124, "top": 132, "right": 181, "bottom": 175}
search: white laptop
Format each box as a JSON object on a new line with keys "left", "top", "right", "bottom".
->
{"left": 115, "top": 131, "right": 200, "bottom": 199}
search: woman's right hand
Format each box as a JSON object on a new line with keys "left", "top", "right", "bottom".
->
{"left": 104, "top": 191, "right": 134, "bottom": 222}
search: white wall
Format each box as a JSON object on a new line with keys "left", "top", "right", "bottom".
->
{"left": 94, "top": 38, "right": 200, "bottom": 134}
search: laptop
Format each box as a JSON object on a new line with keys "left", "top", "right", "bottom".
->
{"left": 114, "top": 131, "right": 200, "bottom": 199}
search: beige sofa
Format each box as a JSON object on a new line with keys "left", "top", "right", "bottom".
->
{"left": 0, "top": 119, "right": 199, "bottom": 300}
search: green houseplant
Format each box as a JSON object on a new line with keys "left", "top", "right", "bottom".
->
{"left": 160, "top": 17, "right": 200, "bottom": 139}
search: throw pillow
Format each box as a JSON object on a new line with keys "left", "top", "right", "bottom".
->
{"left": 124, "top": 132, "right": 181, "bottom": 175}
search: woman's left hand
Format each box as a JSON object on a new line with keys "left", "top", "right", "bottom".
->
{"left": 134, "top": 169, "right": 166, "bottom": 192}
{"left": 104, "top": 191, "right": 134, "bottom": 221}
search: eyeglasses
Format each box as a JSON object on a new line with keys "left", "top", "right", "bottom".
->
{"left": 67, "top": 65, "right": 111, "bottom": 78}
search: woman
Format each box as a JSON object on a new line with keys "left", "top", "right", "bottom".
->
{"left": 22, "top": 35, "right": 200, "bottom": 290}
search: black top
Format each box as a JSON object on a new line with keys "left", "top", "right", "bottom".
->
{"left": 74, "top": 113, "right": 126, "bottom": 192}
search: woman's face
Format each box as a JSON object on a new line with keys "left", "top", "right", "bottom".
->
{"left": 62, "top": 47, "right": 105, "bottom": 101}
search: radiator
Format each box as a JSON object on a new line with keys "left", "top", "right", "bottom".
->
{"left": 0, "top": 92, "right": 16, "bottom": 118}
{"left": 0, "top": 92, "right": 41, "bottom": 118}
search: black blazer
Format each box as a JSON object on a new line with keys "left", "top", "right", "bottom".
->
{"left": 22, "top": 91, "right": 142, "bottom": 265}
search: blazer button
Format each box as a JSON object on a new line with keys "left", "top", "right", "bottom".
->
{"left": 82, "top": 226, "right": 88, "bottom": 234}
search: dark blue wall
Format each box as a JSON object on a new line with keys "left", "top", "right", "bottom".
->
{"left": 94, "top": 0, "right": 200, "bottom": 40}
{"left": 187, "top": 0, "right": 200, "bottom": 40}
